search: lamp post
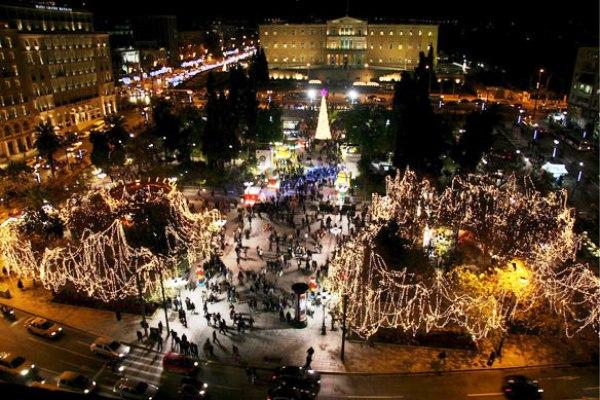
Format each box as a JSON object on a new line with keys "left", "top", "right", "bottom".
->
{"left": 340, "top": 293, "right": 348, "bottom": 361}
{"left": 135, "top": 273, "right": 148, "bottom": 337}
{"left": 577, "top": 161, "right": 584, "bottom": 182}
{"left": 157, "top": 264, "right": 170, "bottom": 334}
{"left": 320, "top": 291, "right": 329, "bottom": 335}
{"left": 532, "top": 68, "right": 544, "bottom": 121}
{"left": 552, "top": 139, "right": 559, "bottom": 158}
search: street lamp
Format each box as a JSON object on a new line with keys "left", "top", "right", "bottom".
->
{"left": 533, "top": 68, "right": 544, "bottom": 120}
{"left": 577, "top": 162, "right": 584, "bottom": 182}
{"left": 347, "top": 89, "right": 358, "bottom": 103}
{"left": 320, "top": 291, "right": 330, "bottom": 335}
{"left": 552, "top": 139, "right": 559, "bottom": 158}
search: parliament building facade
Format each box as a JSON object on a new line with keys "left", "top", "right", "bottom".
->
{"left": 258, "top": 16, "right": 438, "bottom": 81}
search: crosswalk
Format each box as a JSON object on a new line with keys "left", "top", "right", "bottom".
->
{"left": 94, "top": 347, "right": 166, "bottom": 396}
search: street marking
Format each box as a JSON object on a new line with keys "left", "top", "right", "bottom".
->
{"left": 58, "top": 359, "right": 80, "bottom": 369}
{"left": 10, "top": 318, "right": 22, "bottom": 327}
{"left": 76, "top": 340, "right": 92, "bottom": 348}
{"left": 27, "top": 337, "right": 101, "bottom": 363}
{"left": 539, "top": 375, "right": 580, "bottom": 381}
{"left": 319, "top": 396, "right": 403, "bottom": 399}
{"left": 92, "top": 364, "right": 106, "bottom": 380}
{"left": 207, "top": 383, "right": 242, "bottom": 391}
{"left": 466, "top": 393, "right": 503, "bottom": 397}
{"left": 38, "top": 366, "right": 60, "bottom": 375}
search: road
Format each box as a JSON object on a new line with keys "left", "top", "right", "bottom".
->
{"left": 0, "top": 307, "right": 597, "bottom": 399}
{"left": 318, "top": 367, "right": 599, "bottom": 400}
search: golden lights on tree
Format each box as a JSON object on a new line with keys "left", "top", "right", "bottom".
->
{"left": 328, "top": 169, "right": 599, "bottom": 340}
{"left": 0, "top": 179, "right": 220, "bottom": 302}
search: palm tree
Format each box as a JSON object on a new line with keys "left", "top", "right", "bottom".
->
{"left": 34, "top": 121, "right": 62, "bottom": 176}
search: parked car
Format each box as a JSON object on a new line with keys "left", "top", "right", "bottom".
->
{"left": 162, "top": 352, "right": 200, "bottom": 374}
{"left": 90, "top": 337, "right": 131, "bottom": 359}
{"left": 113, "top": 377, "right": 159, "bottom": 400}
{"left": 502, "top": 375, "right": 543, "bottom": 399}
{"left": 25, "top": 317, "right": 63, "bottom": 339}
{"left": 56, "top": 371, "right": 96, "bottom": 395}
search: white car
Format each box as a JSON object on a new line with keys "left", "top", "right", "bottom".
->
{"left": 0, "top": 352, "right": 37, "bottom": 382}
{"left": 114, "top": 378, "right": 159, "bottom": 400}
{"left": 90, "top": 337, "right": 131, "bottom": 359}
{"left": 57, "top": 371, "right": 96, "bottom": 394}
{"left": 25, "top": 317, "right": 63, "bottom": 339}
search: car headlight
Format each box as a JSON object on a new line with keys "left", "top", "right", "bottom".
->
{"left": 194, "top": 361, "right": 199, "bottom": 367}
{"left": 92, "top": 381, "right": 96, "bottom": 386}
{"left": 51, "top": 332, "right": 56, "bottom": 336}
{"left": 20, "top": 369, "right": 30, "bottom": 376}
{"left": 538, "top": 389, "right": 544, "bottom": 393}
{"left": 199, "top": 390, "right": 205, "bottom": 396}
{"left": 84, "top": 389, "right": 90, "bottom": 394}
{"left": 30, "top": 364, "right": 35, "bottom": 369}
{"left": 203, "top": 383, "right": 208, "bottom": 388}
{"left": 118, "top": 353, "right": 124, "bottom": 358}
{"left": 58, "top": 327, "right": 63, "bottom": 331}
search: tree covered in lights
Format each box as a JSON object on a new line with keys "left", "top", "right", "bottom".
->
{"left": 0, "top": 180, "right": 220, "bottom": 303}
{"left": 328, "top": 169, "right": 599, "bottom": 341}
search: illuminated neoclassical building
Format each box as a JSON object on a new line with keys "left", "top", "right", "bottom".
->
{"left": 258, "top": 16, "right": 438, "bottom": 81}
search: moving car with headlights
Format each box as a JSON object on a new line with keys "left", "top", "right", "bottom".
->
{"left": 162, "top": 351, "right": 200, "bottom": 374}
{"left": 57, "top": 371, "right": 96, "bottom": 394}
{"left": 91, "top": 337, "right": 131, "bottom": 359}
{"left": 114, "top": 377, "right": 158, "bottom": 400}
{"left": 271, "top": 366, "right": 321, "bottom": 398}
{"left": 25, "top": 317, "right": 63, "bottom": 339}
{"left": 502, "top": 375, "right": 543, "bottom": 399}
{"left": 0, "top": 352, "right": 38, "bottom": 382}
{"left": 178, "top": 376, "right": 209, "bottom": 399}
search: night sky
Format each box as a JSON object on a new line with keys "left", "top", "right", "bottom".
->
{"left": 79, "top": 0, "right": 597, "bottom": 22}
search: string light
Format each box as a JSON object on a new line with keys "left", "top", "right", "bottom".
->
{"left": 328, "top": 169, "right": 599, "bottom": 340}
{"left": 0, "top": 179, "right": 220, "bottom": 302}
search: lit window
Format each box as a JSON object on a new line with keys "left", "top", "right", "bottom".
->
{"left": 398, "top": 44, "right": 403, "bottom": 50}
{"left": 428, "top": 31, "right": 432, "bottom": 36}
{"left": 264, "top": 31, "right": 269, "bottom": 35}
{"left": 389, "top": 31, "right": 393, "bottom": 35}
{"left": 380, "top": 31, "right": 384, "bottom": 35}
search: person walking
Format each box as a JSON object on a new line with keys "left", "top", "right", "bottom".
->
{"left": 158, "top": 321, "right": 163, "bottom": 336}
{"left": 115, "top": 309, "right": 122, "bottom": 322}
{"left": 305, "top": 346, "right": 315, "bottom": 369}
{"left": 212, "top": 330, "right": 219, "bottom": 344}
{"left": 156, "top": 335, "right": 163, "bottom": 352}
{"left": 136, "top": 330, "right": 143, "bottom": 343}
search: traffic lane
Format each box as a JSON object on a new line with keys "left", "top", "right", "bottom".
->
{"left": 0, "top": 309, "right": 108, "bottom": 382}
{"left": 196, "top": 362, "right": 270, "bottom": 399}
{"left": 318, "top": 366, "right": 599, "bottom": 400}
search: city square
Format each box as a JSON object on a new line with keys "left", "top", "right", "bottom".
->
{"left": 0, "top": 1, "right": 597, "bottom": 399}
